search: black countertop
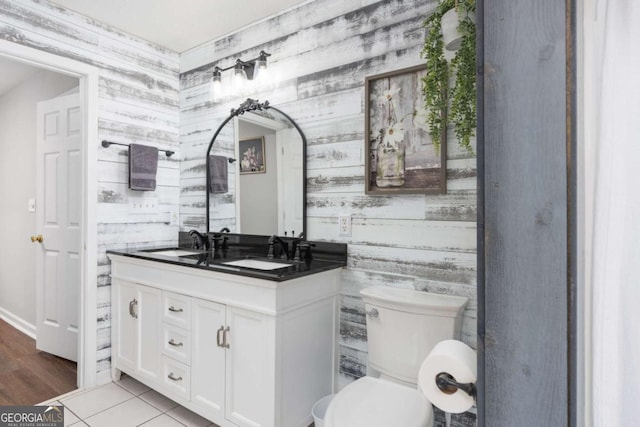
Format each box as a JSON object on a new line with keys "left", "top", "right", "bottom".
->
{"left": 107, "top": 233, "right": 347, "bottom": 282}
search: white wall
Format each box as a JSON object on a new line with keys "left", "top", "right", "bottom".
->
{"left": 0, "top": 68, "right": 78, "bottom": 329}
{"left": 239, "top": 122, "right": 278, "bottom": 234}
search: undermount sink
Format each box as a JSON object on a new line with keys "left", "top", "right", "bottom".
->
{"left": 144, "top": 249, "right": 202, "bottom": 257}
{"left": 222, "top": 259, "right": 293, "bottom": 270}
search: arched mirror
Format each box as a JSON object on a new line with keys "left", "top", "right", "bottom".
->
{"left": 206, "top": 99, "right": 306, "bottom": 237}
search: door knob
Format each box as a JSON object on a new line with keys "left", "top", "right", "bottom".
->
{"left": 31, "top": 234, "right": 43, "bottom": 243}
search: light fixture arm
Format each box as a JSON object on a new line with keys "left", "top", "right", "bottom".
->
{"left": 212, "top": 50, "right": 271, "bottom": 81}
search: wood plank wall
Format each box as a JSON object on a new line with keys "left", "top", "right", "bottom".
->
{"left": 0, "top": 0, "right": 180, "bottom": 374}
{"left": 180, "top": 1, "right": 477, "bottom": 424}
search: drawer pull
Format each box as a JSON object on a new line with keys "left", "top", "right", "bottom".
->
{"left": 167, "top": 372, "right": 183, "bottom": 382}
{"left": 168, "top": 306, "right": 183, "bottom": 313}
{"left": 216, "top": 326, "right": 224, "bottom": 347}
{"left": 168, "top": 339, "right": 183, "bottom": 347}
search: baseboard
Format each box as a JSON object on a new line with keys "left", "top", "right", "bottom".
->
{"left": 0, "top": 307, "right": 36, "bottom": 339}
{"left": 95, "top": 369, "right": 113, "bottom": 386}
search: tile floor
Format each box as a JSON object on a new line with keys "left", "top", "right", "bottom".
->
{"left": 39, "top": 374, "right": 218, "bottom": 427}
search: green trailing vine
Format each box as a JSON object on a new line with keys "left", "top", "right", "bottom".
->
{"left": 422, "top": 0, "right": 476, "bottom": 155}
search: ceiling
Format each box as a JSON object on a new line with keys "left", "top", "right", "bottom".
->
{"left": 50, "top": 0, "right": 307, "bottom": 53}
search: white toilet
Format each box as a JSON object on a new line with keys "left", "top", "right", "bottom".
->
{"left": 324, "top": 286, "right": 468, "bottom": 427}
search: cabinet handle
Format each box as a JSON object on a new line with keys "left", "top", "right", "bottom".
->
{"left": 132, "top": 299, "right": 138, "bottom": 318}
{"left": 168, "top": 339, "right": 183, "bottom": 347}
{"left": 129, "top": 299, "right": 138, "bottom": 319}
{"left": 168, "top": 306, "right": 183, "bottom": 313}
{"left": 167, "top": 372, "right": 182, "bottom": 382}
{"left": 222, "top": 326, "right": 230, "bottom": 349}
{"left": 216, "top": 326, "right": 224, "bottom": 347}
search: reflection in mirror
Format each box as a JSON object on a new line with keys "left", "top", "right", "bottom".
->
{"left": 206, "top": 99, "right": 306, "bottom": 237}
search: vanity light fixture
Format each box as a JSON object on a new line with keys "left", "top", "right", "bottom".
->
{"left": 209, "top": 50, "right": 271, "bottom": 101}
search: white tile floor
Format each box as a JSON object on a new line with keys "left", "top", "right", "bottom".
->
{"left": 39, "top": 375, "right": 217, "bottom": 427}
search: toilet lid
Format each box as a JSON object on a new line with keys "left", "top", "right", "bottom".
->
{"left": 325, "top": 377, "right": 433, "bottom": 427}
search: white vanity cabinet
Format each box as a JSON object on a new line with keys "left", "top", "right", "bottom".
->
{"left": 109, "top": 254, "right": 341, "bottom": 427}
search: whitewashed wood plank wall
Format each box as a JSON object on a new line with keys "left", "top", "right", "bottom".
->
{"left": 0, "top": 0, "right": 181, "bottom": 374}
{"left": 180, "top": 1, "right": 477, "bottom": 423}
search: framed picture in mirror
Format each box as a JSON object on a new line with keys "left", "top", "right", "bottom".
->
{"left": 365, "top": 64, "right": 447, "bottom": 195}
{"left": 239, "top": 137, "right": 266, "bottom": 174}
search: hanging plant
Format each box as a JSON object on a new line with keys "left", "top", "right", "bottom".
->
{"left": 421, "top": 0, "right": 476, "bottom": 155}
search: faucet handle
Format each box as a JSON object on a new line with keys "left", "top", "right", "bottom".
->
{"left": 267, "top": 236, "right": 275, "bottom": 259}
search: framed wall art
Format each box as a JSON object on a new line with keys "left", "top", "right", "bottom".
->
{"left": 365, "top": 64, "right": 447, "bottom": 194}
{"left": 239, "top": 137, "right": 266, "bottom": 174}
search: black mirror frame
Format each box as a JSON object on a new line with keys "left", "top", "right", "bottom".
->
{"left": 205, "top": 98, "right": 307, "bottom": 237}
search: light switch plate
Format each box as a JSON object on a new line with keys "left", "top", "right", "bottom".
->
{"left": 28, "top": 198, "right": 36, "bottom": 212}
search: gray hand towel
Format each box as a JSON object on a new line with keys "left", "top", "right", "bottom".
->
{"left": 129, "top": 143, "right": 158, "bottom": 191}
{"left": 209, "top": 155, "right": 228, "bottom": 193}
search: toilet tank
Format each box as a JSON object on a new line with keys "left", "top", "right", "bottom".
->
{"left": 360, "top": 286, "right": 468, "bottom": 386}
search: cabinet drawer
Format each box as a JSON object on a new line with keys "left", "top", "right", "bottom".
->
{"left": 162, "top": 291, "right": 191, "bottom": 329}
{"left": 161, "top": 355, "right": 191, "bottom": 401}
{"left": 162, "top": 323, "right": 191, "bottom": 365}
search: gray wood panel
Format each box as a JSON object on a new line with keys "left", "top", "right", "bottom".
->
{"left": 480, "top": 0, "right": 569, "bottom": 425}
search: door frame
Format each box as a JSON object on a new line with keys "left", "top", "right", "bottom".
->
{"left": 0, "top": 39, "right": 99, "bottom": 388}
{"left": 233, "top": 114, "right": 286, "bottom": 234}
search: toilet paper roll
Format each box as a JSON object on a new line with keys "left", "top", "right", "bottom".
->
{"left": 418, "top": 339, "right": 477, "bottom": 414}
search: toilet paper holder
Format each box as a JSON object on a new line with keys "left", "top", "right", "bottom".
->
{"left": 435, "top": 372, "right": 477, "bottom": 400}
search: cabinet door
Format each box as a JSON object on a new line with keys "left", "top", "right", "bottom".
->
{"left": 225, "top": 306, "right": 273, "bottom": 427}
{"left": 136, "top": 284, "right": 162, "bottom": 383}
{"left": 191, "top": 298, "right": 226, "bottom": 422}
{"left": 114, "top": 279, "right": 137, "bottom": 372}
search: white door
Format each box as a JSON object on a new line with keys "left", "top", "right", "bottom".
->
{"left": 35, "top": 93, "right": 81, "bottom": 362}
{"left": 277, "top": 128, "right": 304, "bottom": 236}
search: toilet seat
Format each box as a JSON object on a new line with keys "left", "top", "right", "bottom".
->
{"left": 324, "top": 376, "right": 433, "bottom": 427}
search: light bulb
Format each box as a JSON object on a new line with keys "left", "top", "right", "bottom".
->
{"left": 210, "top": 72, "right": 222, "bottom": 103}
{"left": 232, "top": 66, "right": 247, "bottom": 92}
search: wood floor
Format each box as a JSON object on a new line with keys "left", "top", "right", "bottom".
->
{"left": 0, "top": 318, "right": 77, "bottom": 405}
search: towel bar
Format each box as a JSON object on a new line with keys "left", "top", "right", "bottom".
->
{"left": 101, "top": 140, "right": 175, "bottom": 157}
